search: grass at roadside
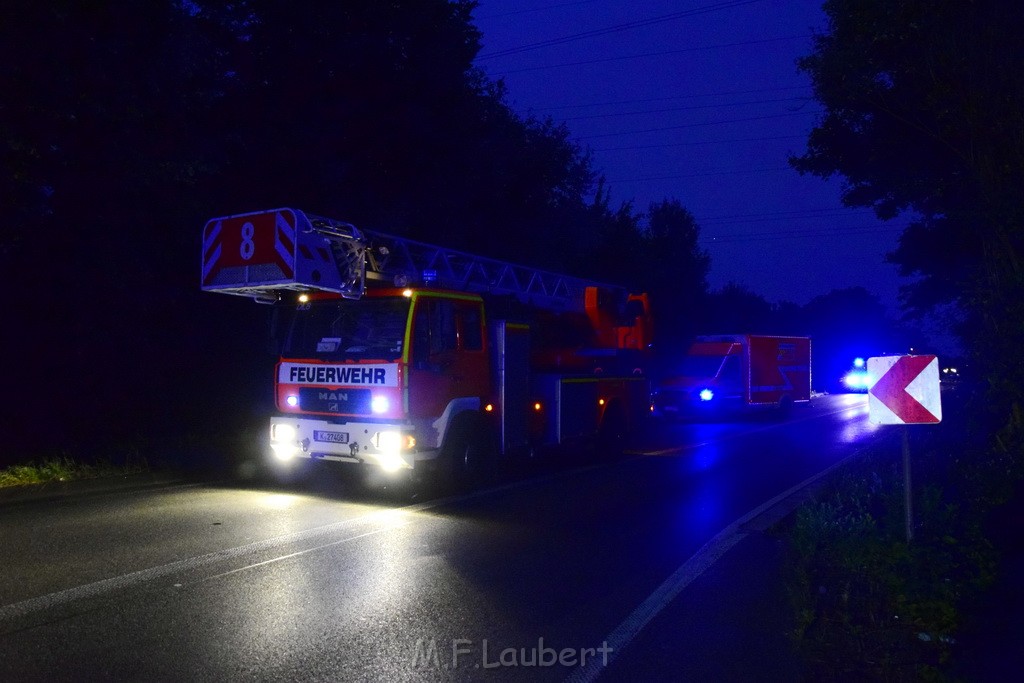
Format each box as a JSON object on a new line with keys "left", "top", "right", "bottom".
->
{"left": 779, "top": 390, "right": 1023, "bottom": 680}
{"left": 0, "top": 455, "right": 148, "bottom": 489}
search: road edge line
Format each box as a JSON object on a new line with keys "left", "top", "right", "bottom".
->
{"left": 564, "top": 443, "right": 877, "bottom": 683}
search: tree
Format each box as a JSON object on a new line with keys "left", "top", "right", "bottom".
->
{"left": 792, "top": 0, "right": 1024, "bottom": 438}
{"left": 638, "top": 199, "right": 710, "bottom": 350}
{"left": 189, "top": 0, "right": 603, "bottom": 269}
{"left": 0, "top": 0, "right": 651, "bottom": 460}
{"left": 702, "top": 283, "right": 776, "bottom": 334}
{"left": 0, "top": 1, "right": 230, "bottom": 458}
{"left": 801, "top": 287, "right": 909, "bottom": 391}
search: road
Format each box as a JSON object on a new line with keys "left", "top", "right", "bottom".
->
{"left": 0, "top": 394, "right": 882, "bottom": 681}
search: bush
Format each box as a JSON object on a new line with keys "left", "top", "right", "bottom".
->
{"left": 784, "top": 435, "right": 998, "bottom": 680}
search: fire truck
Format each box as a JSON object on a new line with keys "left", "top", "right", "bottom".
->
{"left": 201, "top": 208, "right": 652, "bottom": 482}
{"left": 651, "top": 334, "right": 811, "bottom": 418}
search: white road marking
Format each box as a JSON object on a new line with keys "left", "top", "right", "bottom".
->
{"left": 0, "top": 466, "right": 591, "bottom": 622}
{"left": 564, "top": 444, "right": 870, "bottom": 683}
{"left": 2, "top": 399, "right": 866, "bottom": 636}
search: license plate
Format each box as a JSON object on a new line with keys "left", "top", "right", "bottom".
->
{"left": 313, "top": 430, "right": 349, "bottom": 444}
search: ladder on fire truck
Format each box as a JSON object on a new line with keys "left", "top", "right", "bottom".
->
{"left": 201, "top": 207, "right": 624, "bottom": 312}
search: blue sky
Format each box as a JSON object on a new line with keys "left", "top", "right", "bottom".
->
{"left": 471, "top": 0, "right": 909, "bottom": 313}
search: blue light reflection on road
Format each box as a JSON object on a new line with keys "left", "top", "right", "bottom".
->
{"left": 835, "top": 393, "right": 880, "bottom": 443}
{"left": 643, "top": 393, "right": 882, "bottom": 551}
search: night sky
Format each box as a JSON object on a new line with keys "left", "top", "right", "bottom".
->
{"left": 472, "top": 0, "right": 907, "bottom": 312}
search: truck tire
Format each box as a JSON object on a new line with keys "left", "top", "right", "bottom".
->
{"left": 443, "top": 414, "right": 496, "bottom": 488}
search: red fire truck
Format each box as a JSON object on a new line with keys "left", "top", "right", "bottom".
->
{"left": 652, "top": 334, "right": 811, "bottom": 418}
{"left": 202, "top": 208, "right": 652, "bottom": 482}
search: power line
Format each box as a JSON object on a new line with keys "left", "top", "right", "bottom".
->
{"left": 576, "top": 109, "right": 823, "bottom": 139}
{"left": 606, "top": 166, "right": 793, "bottom": 182}
{"left": 487, "top": 34, "right": 812, "bottom": 76}
{"left": 701, "top": 225, "right": 906, "bottom": 244}
{"left": 474, "top": 0, "right": 604, "bottom": 21}
{"left": 530, "top": 85, "right": 810, "bottom": 112}
{"left": 593, "top": 132, "right": 806, "bottom": 150}
{"left": 476, "top": 0, "right": 768, "bottom": 60}
{"left": 562, "top": 96, "right": 812, "bottom": 122}
{"left": 699, "top": 208, "right": 881, "bottom": 226}
{"left": 703, "top": 214, "right": 890, "bottom": 227}
{"left": 701, "top": 206, "right": 878, "bottom": 221}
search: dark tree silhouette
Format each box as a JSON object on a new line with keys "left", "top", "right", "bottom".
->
{"left": 792, "top": 0, "right": 1024, "bottom": 437}
{"left": 0, "top": 0, "right": 659, "bottom": 462}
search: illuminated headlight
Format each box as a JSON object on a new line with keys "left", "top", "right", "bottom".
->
{"left": 271, "top": 423, "right": 297, "bottom": 442}
{"left": 377, "top": 452, "right": 407, "bottom": 472}
{"left": 370, "top": 395, "right": 390, "bottom": 414}
{"left": 270, "top": 443, "right": 298, "bottom": 461}
{"left": 843, "top": 371, "right": 871, "bottom": 390}
{"left": 371, "top": 430, "right": 413, "bottom": 471}
{"left": 699, "top": 388, "right": 714, "bottom": 401}
{"left": 285, "top": 395, "right": 299, "bottom": 408}
{"left": 372, "top": 430, "right": 402, "bottom": 454}
{"left": 270, "top": 423, "right": 300, "bottom": 461}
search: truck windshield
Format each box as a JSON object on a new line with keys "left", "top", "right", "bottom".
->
{"left": 281, "top": 297, "right": 410, "bottom": 361}
{"left": 679, "top": 354, "right": 727, "bottom": 378}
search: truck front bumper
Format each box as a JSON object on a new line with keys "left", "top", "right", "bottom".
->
{"left": 269, "top": 416, "right": 434, "bottom": 471}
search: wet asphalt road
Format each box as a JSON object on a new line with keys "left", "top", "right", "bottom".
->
{"left": 0, "top": 394, "right": 882, "bottom": 681}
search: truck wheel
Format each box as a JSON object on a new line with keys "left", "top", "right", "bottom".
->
{"left": 443, "top": 415, "right": 496, "bottom": 488}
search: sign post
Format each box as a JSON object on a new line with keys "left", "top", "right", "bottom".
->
{"left": 867, "top": 355, "right": 942, "bottom": 543}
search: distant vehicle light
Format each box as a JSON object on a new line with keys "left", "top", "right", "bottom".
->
{"left": 699, "top": 388, "right": 714, "bottom": 401}
{"left": 843, "top": 370, "right": 871, "bottom": 391}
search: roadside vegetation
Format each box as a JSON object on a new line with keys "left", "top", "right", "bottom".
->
{"left": 0, "top": 454, "right": 148, "bottom": 489}
{"left": 780, "top": 387, "right": 1023, "bottom": 679}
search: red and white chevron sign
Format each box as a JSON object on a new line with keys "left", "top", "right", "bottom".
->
{"left": 867, "top": 355, "right": 942, "bottom": 425}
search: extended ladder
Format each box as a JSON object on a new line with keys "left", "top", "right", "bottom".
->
{"left": 202, "top": 207, "right": 621, "bottom": 311}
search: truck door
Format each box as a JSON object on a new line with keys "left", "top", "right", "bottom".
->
{"left": 408, "top": 295, "right": 489, "bottom": 419}
{"left": 718, "top": 353, "right": 745, "bottom": 400}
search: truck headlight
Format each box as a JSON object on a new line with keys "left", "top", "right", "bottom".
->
{"left": 699, "top": 388, "right": 714, "bottom": 401}
{"left": 271, "top": 423, "right": 297, "bottom": 442}
{"left": 371, "top": 430, "right": 413, "bottom": 471}
{"left": 372, "top": 430, "right": 402, "bottom": 454}
{"left": 377, "top": 452, "right": 407, "bottom": 472}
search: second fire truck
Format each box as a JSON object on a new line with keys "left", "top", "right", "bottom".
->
{"left": 202, "top": 208, "right": 652, "bottom": 482}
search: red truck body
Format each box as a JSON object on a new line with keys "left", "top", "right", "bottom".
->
{"left": 202, "top": 208, "right": 653, "bottom": 479}
{"left": 653, "top": 334, "right": 811, "bottom": 417}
